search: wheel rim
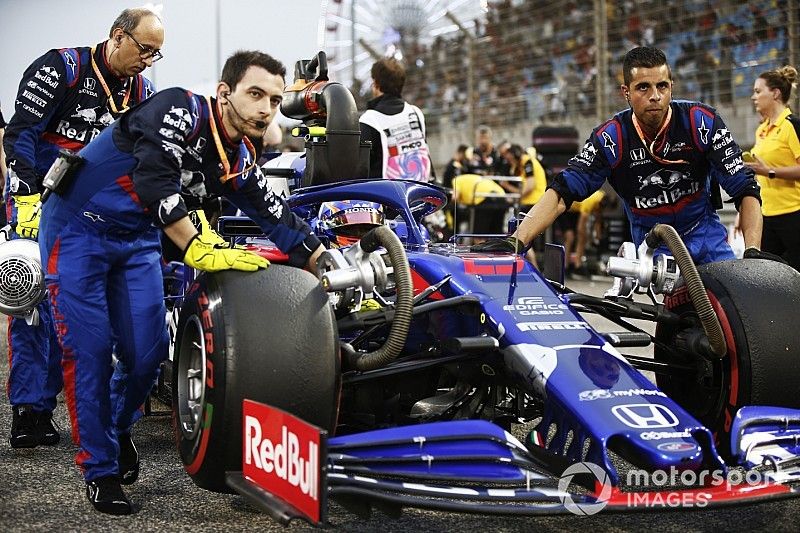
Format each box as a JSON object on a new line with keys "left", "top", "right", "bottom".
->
{"left": 177, "top": 315, "right": 207, "bottom": 441}
{"left": 656, "top": 321, "right": 730, "bottom": 429}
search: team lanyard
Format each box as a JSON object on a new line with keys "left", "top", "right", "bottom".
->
{"left": 631, "top": 106, "right": 688, "bottom": 165}
{"left": 90, "top": 46, "right": 132, "bottom": 115}
{"left": 205, "top": 96, "right": 257, "bottom": 183}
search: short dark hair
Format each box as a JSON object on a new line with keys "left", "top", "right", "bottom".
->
{"left": 622, "top": 46, "right": 672, "bottom": 86}
{"left": 508, "top": 144, "right": 524, "bottom": 161}
{"left": 221, "top": 50, "right": 286, "bottom": 91}
{"left": 371, "top": 58, "right": 405, "bottom": 97}
{"left": 108, "top": 8, "right": 160, "bottom": 38}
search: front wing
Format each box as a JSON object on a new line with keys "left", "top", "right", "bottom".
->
{"left": 228, "top": 401, "right": 800, "bottom": 526}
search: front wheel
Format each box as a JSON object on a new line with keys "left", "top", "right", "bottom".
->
{"left": 173, "top": 265, "right": 340, "bottom": 492}
{"left": 655, "top": 258, "right": 800, "bottom": 455}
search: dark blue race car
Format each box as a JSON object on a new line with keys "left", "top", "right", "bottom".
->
{"left": 160, "top": 52, "right": 800, "bottom": 526}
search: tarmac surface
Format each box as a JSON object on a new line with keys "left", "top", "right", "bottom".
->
{"left": 1, "top": 276, "right": 799, "bottom": 531}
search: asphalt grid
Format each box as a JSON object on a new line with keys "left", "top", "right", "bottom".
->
{"left": 1, "top": 277, "right": 799, "bottom": 531}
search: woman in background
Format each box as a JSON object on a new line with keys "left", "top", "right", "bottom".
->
{"left": 745, "top": 65, "right": 800, "bottom": 270}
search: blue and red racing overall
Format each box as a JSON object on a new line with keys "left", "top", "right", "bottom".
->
{"left": 39, "top": 87, "right": 321, "bottom": 481}
{"left": 549, "top": 100, "right": 761, "bottom": 264}
{"left": 3, "top": 42, "right": 154, "bottom": 419}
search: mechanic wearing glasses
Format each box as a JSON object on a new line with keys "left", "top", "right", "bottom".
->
{"left": 37, "top": 50, "right": 324, "bottom": 515}
{"left": 3, "top": 8, "right": 161, "bottom": 459}
{"left": 478, "top": 47, "right": 773, "bottom": 265}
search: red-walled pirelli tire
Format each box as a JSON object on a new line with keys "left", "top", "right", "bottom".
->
{"left": 172, "top": 265, "right": 340, "bottom": 493}
{"left": 655, "top": 258, "right": 800, "bottom": 456}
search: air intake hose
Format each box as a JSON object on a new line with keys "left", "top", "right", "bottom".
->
{"left": 645, "top": 224, "right": 727, "bottom": 357}
{"left": 352, "top": 225, "right": 413, "bottom": 371}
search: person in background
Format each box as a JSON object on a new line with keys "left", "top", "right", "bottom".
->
{"left": 744, "top": 65, "right": 800, "bottom": 270}
{"left": 359, "top": 58, "right": 433, "bottom": 181}
{"left": 442, "top": 143, "right": 469, "bottom": 190}
{"left": 469, "top": 124, "right": 500, "bottom": 175}
{"left": 474, "top": 46, "right": 766, "bottom": 266}
{"left": 495, "top": 139, "right": 512, "bottom": 176}
{"left": 3, "top": 7, "right": 161, "bottom": 451}
{"left": 572, "top": 189, "right": 609, "bottom": 276}
{"left": 501, "top": 143, "right": 547, "bottom": 209}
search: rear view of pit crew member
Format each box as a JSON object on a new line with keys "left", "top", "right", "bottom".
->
{"left": 359, "top": 58, "right": 433, "bottom": 181}
{"left": 3, "top": 8, "right": 161, "bottom": 451}
{"left": 477, "top": 46, "right": 764, "bottom": 265}
{"left": 39, "top": 50, "right": 325, "bottom": 516}
{"left": 745, "top": 65, "right": 800, "bottom": 270}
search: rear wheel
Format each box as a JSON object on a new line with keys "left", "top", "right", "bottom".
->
{"left": 173, "top": 265, "right": 339, "bottom": 492}
{"left": 655, "top": 259, "right": 800, "bottom": 455}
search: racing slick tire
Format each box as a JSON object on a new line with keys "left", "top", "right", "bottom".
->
{"left": 655, "top": 258, "right": 800, "bottom": 455}
{"left": 172, "top": 265, "right": 340, "bottom": 492}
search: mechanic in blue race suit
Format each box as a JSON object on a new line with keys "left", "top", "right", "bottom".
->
{"left": 38, "top": 50, "right": 325, "bottom": 516}
{"left": 479, "top": 47, "right": 769, "bottom": 265}
{"left": 2, "top": 8, "right": 161, "bottom": 451}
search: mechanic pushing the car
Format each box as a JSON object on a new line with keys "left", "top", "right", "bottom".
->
{"left": 3, "top": 8, "right": 161, "bottom": 451}
{"left": 37, "top": 50, "right": 324, "bottom": 515}
{"left": 478, "top": 46, "right": 772, "bottom": 265}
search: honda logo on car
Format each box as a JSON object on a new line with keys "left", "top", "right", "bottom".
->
{"left": 242, "top": 400, "right": 322, "bottom": 522}
{"left": 611, "top": 404, "right": 679, "bottom": 429}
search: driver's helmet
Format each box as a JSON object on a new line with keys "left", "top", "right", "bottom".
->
{"left": 317, "top": 200, "right": 385, "bottom": 247}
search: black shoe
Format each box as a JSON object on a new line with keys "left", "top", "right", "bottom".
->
{"left": 36, "top": 411, "right": 61, "bottom": 446}
{"left": 10, "top": 404, "right": 39, "bottom": 448}
{"left": 118, "top": 433, "right": 140, "bottom": 485}
{"left": 86, "top": 476, "right": 132, "bottom": 515}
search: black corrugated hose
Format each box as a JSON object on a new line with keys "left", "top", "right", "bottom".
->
{"left": 353, "top": 226, "right": 414, "bottom": 371}
{"left": 645, "top": 224, "right": 727, "bottom": 357}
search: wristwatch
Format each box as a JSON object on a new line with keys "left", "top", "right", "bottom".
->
{"left": 768, "top": 168, "right": 776, "bottom": 179}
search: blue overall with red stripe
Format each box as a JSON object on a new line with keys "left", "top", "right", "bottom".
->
{"left": 39, "top": 88, "right": 320, "bottom": 480}
{"left": 549, "top": 100, "right": 761, "bottom": 264}
{"left": 2, "top": 42, "right": 154, "bottom": 415}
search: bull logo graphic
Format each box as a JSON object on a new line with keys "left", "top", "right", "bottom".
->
{"left": 97, "top": 112, "right": 114, "bottom": 126}
{"left": 41, "top": 65, "right": 60, "bottom": 79}
{"left": 712, "top": 128, "right": 729, "bottom": 143}
{"left": 72, "top": 104, "right": 100, "bottom": 123}
{"left": 639, "top": 169, "right": 685, "bottom": 190}
{"left": 169, "top": 106, "right": 191, "bottom": 121}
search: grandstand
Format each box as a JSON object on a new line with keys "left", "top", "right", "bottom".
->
{"left": 332, "top": 0, "right": 799, "bottom": 168}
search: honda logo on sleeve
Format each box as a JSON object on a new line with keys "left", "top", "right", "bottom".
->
{"left": 611, "top": 404, "right": 679, "bottom": 429}
{"left": 630, "top": 148, "right": 646, "bottom": 161}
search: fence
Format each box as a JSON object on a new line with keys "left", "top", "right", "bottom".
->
{"left": 395, "top": 0, "right": 800, "bottom": 165}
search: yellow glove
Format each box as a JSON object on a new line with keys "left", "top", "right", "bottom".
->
{"left": 183, "top": 234, "right": 270, "bottom": 272}
{"left": 359, "top": 299, "right": 383, "bottom": 312}
{"left": 14, "top": 194, "right": 42, "bottom": 240}
{"left": 188, "top": 209, "right": 227, "bottom": 246}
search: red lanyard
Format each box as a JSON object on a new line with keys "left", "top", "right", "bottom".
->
{"left": 90, "top": 46, "right": 132, "bottom": 115}
{"left": 631, "top": 107, "right": 688, "bottom": 165}
{"left": 205, "top": 96, "right": 257, "bottom": 183}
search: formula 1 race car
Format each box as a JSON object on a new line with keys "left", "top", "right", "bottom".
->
{"left": 160, "top": 53, "right": 800, "bottom": 525}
